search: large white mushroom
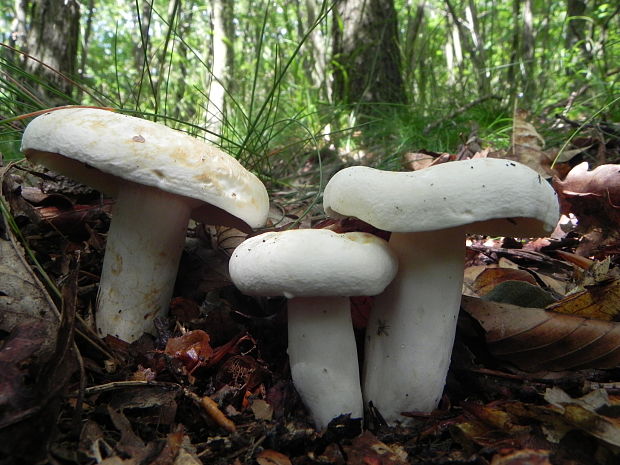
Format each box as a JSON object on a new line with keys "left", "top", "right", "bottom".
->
{"left": 229, "top": 229, "right": 397, "bottom": 429}
{"left": 21, "top": 107, "right": 269, "bottom": 342}
{"left": 323, "top": 158, "right": 560, "bottom": 424}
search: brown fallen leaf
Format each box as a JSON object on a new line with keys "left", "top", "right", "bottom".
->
{"left": 256, "top": 449, "right": 292, "bottom": 465}
{"left": 461, "top": 295, "right": 620, "bottom": 371}
{"left": 511, "top": 108, "right": 551, "bottom": 177}
{"left": 341, "top": 431, "right": 408, "bottom": 465}
{"left": 470, "top": 268, "right": 538, "bottom": 296}
{"left": 543, "top": 387, "right": 620, "bottom": 448}
{"left": 250, "top": 398, "right": 274, "bottom": 421}
{"left": 546, "top": 278, "right": 620, "bottom": 321}
{"left": 164, "top": 330, "right": 213, "bottom": 375}
{"left": 490, "top": 449, "right": 552, "bottom": 465}
{"left": 402, "top": 151, "right": 436, "bottom": 171}
{"left": 0, "top": 166, "right": 78, "bottom": 463}
{"left": 553, "top": 162, "right": 620, "bottom": 231}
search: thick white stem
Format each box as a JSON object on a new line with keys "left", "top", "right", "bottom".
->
{"left": 287, "top": 296, "right": 363, "bottom": 429}
{"left": 96, "top": 182, "right": 192, "bottom": 342}
{"left": 363, "top": 229, "right": 465, "bottom": 424}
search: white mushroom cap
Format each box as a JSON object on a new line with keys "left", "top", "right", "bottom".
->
{"left": 21, "top": 107, "right": 269, "bottom": 229}
{"left": 322, "top": 159, "right": 561, "bottom": 425}
{"left": 323, "top": 158, "right": 559, "bottom": 236}
{"left": 229, "top": 229, "right": 398, "bottom": 298}
{"left": 229, "top": 228, "right": 398, "bottom": 429}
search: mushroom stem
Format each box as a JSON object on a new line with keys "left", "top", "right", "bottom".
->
{"left": 287, "top": 296, "right": 364, "bottom": 429}
{"left": 363, "top": 228, "right": 465, "bottom": 424}
{"left": 96, "top": 182, "right": 192, "bottom": 342}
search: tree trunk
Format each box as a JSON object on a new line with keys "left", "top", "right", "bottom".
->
{"left": 402, "top": 1, "right": 426, "bottom": 91}
{"left": 521, "top": 0, "right": 535, "bottom": 106}
{"left": 206, "top": 0, "right": 232, "bottom": 135}
{"left": 332, "top": 0, "right": 406, "bottom": 109}
{"left": 174, "top": 0, "right": 195, "bottom": 120}
{"left": 296, "top": 0, "right": 331, "bottom": 102}
{"left": 507, "top": 0, "right": 521, "bottom": 108}
{"left": 565, "top": 0, "right": 589, "bottom": 57}
{"left": 76, "top": 0, "right": 95, "bottom": 103}
{"left": 10, "top": 0, "right": 28, "bottom": 49}
{"left": 24, "top": 0, "right": 80, "bottom": 104}
{"left": 444, "top": 0, "right": 489, "bottom": 98}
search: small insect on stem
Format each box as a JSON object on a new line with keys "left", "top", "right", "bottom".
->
{"left": 377, "top": 319, "right": 390, "bottom": 336}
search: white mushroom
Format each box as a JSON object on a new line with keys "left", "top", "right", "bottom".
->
{"left": 21, "top": 107, "right": 269, "bottom": 342}
{"left": 323, "top": 158, "right": 560, "bottom": 424}
{"left": 228, "top": 229, "right": 397, "bottom": 429}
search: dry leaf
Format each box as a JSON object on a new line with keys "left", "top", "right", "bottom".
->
{"left": 165, "top": 330, "right": 213, "bottom": 374}
{"left": 511, "top": 108, "right": 549, "bottom": 177}
{"left": 461, "top": 295, "right": 620, "bottom": 371}
{"left": 250, "top": 398, "right": 274, "bottom": 421}
{"left": 402, "top": 152, "right": 435, "bottom": 171}
{"left": 490, "top": 449, "right": 552, "bottom": 465}
{"left": 256, "top": 449, "right": 292, "bottom": 465}
{"left": 482, "top": 280, "right": 557, "bottom": 308}
{"left": 553, "top": 162, "right": 620, "bottom": 231}
{"left": 0, "top": 183, "right": 59, "bottom": 334}
{"left": 543, "top": 387, "right": 620, "bottom": 447}
{"left": 207, "top": 225, "right": 247, "bottom": 256}
{"left": 341, "top": 431, "right": 408, "bottom": 465}
{"left": 546, "top": 279, "right": 620, "bottom": 321}
{"left": 470, "top": 268, "right": 538, "bottom": 296}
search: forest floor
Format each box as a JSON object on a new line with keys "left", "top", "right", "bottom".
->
{"left": 1, "top": 116, "right": 620, "bottom": 465}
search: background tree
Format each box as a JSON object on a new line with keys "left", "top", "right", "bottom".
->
{"left": 332, "top": 0, "right": 406, "bottom": 109}
{"left": 0, "top": 0, "right": 617, "bottom": 172}
{"left": 206, "top": 0, "right": 233, "bottom": 134}
{"left": 15, "top": 0, "right": 80, "bottom": 105}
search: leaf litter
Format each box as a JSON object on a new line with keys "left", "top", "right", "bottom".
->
{"left": 2, "top": 117, "right": 620, "bottom": 464}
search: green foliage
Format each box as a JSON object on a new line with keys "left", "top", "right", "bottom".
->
{"left": 0, "top": 0, "right": 618, "bottom": 175}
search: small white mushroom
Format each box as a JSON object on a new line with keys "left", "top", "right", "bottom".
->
{"left": 21, "top": 107, "right": 269, "bottom": 342}
{"left": 228, "top": 229, "right": 397, "bottom": 429}
{"left": 323, "top": 158, "right": 560, "bottom": 424}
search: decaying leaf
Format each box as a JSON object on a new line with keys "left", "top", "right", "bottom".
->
{"left": 543, "top": 387, "right": 620, "bottom": 448}
{"left": 511, "top": 108, "right": 550, "bottom": 177}
{"left": 489, "top": 449, "right": 552, "bottom": 465}
{"left": 553, "top": 162, "right": 620, "bottom": 231}
{"left": 256, "top": 449, "right": 292, "bottom": 465}
{"left": 340, "top": 431, "right": 408, "bottom": 465}
{"left": 207, "top": 225, "right": 248, "bottom": 256}
{"left": 0, "top": 193, "right": 59, "bottom": 334}
{"left": 470, "top": 268, "right": 538, "bottom": 296}
{"left": 461, "top": 296, "right": 620, "bottom": 371}
{"left": 546, "top": 279, "right": 620, "bottom": 321}
{"left": 483, "top": 280, "right": 558, "bottom": 308}
{"left": 164, "top": 330, "right": 213, "bottom": 374}
{"left": 250, "top": 398, "right": 274, "bottom": 421}
{"left": 0, "top": 167, "right": 79, "bottom": 462}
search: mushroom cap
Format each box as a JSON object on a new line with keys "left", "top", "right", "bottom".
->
{"left": 323, "top": 159, "right": 560, "bottom": 236}
{"left": 21, "top": 108, "right": 269, "bottom": 229}
{"left": 229, "top": 229, "right": 398, "bottom": 298}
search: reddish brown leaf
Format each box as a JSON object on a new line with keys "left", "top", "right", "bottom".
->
{"left": 461, "top": 296, "right": 620, "bottom": 371}
{"left": 470, "top": 268, "right": 538, "bottom": 296}
{"left": 164, "top": 330, "right": 213, "bottom": 373}
{"left": 546, "top": 279, "right": 620, "bottom": 321}
{"left": 256, "top": 449, "right": 292, "bottom": 465}
{"left": 490, "top": 449, "right": 552, "bottom": 465}
{"left": 543, "top": 388, "right": 620, "bottom": 447}
{"left": 341, "top": 431, "right": 408, "bottom": 465}
{"left": 553, "top": 162, "right": 620, "bottom": 231}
